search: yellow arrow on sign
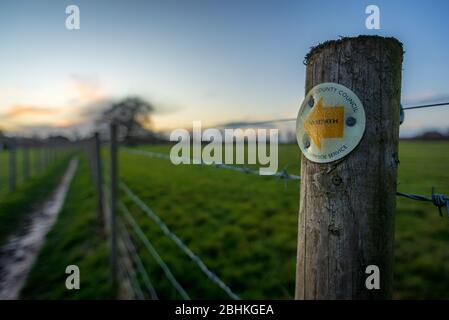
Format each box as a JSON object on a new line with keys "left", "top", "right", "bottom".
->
{"left": 305, "top": 97, "right": 344, "bottom": 149}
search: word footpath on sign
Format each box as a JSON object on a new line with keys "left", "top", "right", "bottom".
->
{"left": 296, "top": 83, "right": 366, "bottom": 163}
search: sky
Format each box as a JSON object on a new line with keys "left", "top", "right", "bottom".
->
{"left": 0, "top": 0, "right": 448, "bottom": 137}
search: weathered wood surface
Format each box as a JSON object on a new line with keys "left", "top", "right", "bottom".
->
{"left": 295, "top": 36, "right": 403, "bottom": 299}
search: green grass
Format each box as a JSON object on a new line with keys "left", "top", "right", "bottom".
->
{"left": 116, "top": 145, "right": 299, "bottom": 299}
{"left": 20, "top": 156, "right": 115, "bottom": 300}
{"left": 113, "top": 141, "right": 449, "bottom": 299}
{"left": 393, "top": 141, "right": 449, "bottom": 299}
{"left": 0, "top": 155, "right": 72, "bottom": 246}
{"left": 17, "top": 141, "right": 449, "bottom": 300}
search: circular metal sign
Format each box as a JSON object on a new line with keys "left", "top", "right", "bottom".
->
{"left": 296, "top": 83, "right": 366, "bottom": 163}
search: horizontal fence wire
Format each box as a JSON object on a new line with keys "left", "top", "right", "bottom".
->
{"left": 117, "top": 217, "right": 159, "bottom": 300}
{"left": 121, "top": 147, "right": 301, "bottom": 181}
{"left": 402, "top": 101, "right": 449, "bottom": 110}
{"left": 215, "top": 101, "right": 449, "bottom": 127}
{"left": 121, "top": 148, "right": 448, "bottom": 215}
{"left": 397, "top": 189, "right": 449, "bottom": 217}
{"left": 120, "top": 181, "right": 241, "bottom": 300}
{"left": 119, "top": 201, "right": 191, "bottom": 300}
{"left": 218, "top": 118, "right": 297, "bottom": 127}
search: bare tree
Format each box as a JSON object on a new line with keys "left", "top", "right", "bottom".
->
{"left": 97, "top": 96, "right": 154, "bottom": 142}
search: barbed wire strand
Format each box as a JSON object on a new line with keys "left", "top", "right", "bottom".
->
{"left": 121, "top": 148, "right": 448, "bottom": 215}
{"left": 402, "top": 102, "right": 449, "bottom": 110}
{"left": 396, "top": 188, "right": 449, "bottom": 217}
{"left": 121, "top": 147, "right": 300, "bottom": 181}
{"left": 216, "top": 101, "right": 449, "bottom": 127}
{"left": 117, "top": 217, "right": 159, "bottom": 300}
{"left": 218, "top": 118, "right": 297, "bottom": 127}
{"left": 120, "top": 181, "right": 241, "bottom": 300}
{"left": 119, "top": 201, "right": 191, "bottom": 300}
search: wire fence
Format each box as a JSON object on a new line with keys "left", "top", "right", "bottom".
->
{"left": 397, "top": 189, "right": 449, "bottom": 217}
{"left": 81, "top": 101, "right": 449, "bottom": 300}
{"left": 98, "top": 173, "right": 243, "bottom": 300}
{"left": 119, "top": 201, "right": 191, "bottom": 300}
{"left": 214, "top": 101, "right": 449, "bottom": 128}
{"left": 120, "top": 181, "right": 241, "bottom": 299}
{"left": 0, "top": 139, "right": 78, "bottom": 195}
{"left": 122, "top": 147, "right": 301, "bottom": 181}
{"left": 121, "top": 147, "right": 448, "bottom": 217}
{"left": 117, "top": 216, "right": 159, "bottom": 300}
{"left": 0, "top": 96, "right": 446, "bottom": 300}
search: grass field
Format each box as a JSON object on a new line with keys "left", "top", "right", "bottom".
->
{"left": 114, "top": 141, "right": 449, "bottom": 299}
{"left": 21, "top": 156, "right": 114, "bottom": 299}
{"left": 0, "top": 155, "right": 72, "bottom": 246}
{"left": 16, "top": 141, "right": 449, "bottom": 300}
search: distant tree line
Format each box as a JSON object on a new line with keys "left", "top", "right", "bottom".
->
{"left": 405, "top": 128, "right": 449, "bottom": 140}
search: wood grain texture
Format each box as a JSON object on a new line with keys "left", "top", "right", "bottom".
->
{"left": 295, "top": 36, "right": 403, "bottom": 299}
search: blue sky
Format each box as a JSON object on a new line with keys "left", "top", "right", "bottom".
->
{"left": 0, "top": 0, "right": 448, "bottom": 136}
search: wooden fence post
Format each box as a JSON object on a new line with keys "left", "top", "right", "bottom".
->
{"left": 44, "top": 147, "right": 49, "bottom": 168}
{"left": 109, "top": 124, "right": 118, "bottom": 285}
{"left": 94, "top": 132, "right": 104, "bottom": 222}
{"left": 39, "top": 146, "right": 45, "bottom": 172}
{"left": 33, "top": 146, "right": 38, "bottom": 175}
{"left": 8, "top": 142, "right": 16, "bottom": 192}
{"left": 49, "top": 146, "right": 53, "bottom": 164}
{"left": 295, "top": 36, "right": 403, "bottom": 299}
{"left": 23, "top": 145, "right": 30, "bottom": 181}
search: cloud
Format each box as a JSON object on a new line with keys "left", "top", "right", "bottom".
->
{"left": 68, "top": 74, "right": 105, "bottom": 105}
{"left": 2, "top": 105, "right": 57, "bottom": 119}
{"left": 0, "top": 72, "right": 179, "bottom": 136}
{"left": 0, "top": 74, "right": 114, "bottom": 136}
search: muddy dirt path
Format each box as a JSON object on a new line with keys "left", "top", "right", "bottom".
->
{"left": 0, "top": 158, "right": 79, "bottom": 300}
